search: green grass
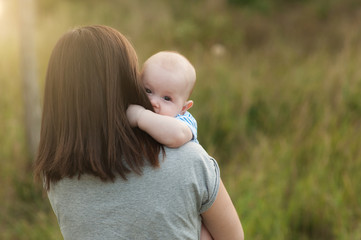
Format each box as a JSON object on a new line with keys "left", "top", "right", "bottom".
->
{"left": 1, "top": 0, "right": 361, "bottom": 239}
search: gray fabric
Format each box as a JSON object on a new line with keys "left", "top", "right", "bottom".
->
{"left": 47, "top": 142, "right": 220, "bottom": 240}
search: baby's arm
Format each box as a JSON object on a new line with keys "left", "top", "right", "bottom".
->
{"left": 126, "top": 104, "right": 193, "bottom": 148}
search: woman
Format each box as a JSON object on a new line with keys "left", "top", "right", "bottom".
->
{"left": 34, "top": 25, "right": 244, "bottom": 240}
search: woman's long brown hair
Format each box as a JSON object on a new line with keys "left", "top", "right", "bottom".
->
{"left": 34, "top": 25, "right": 163, "bottom": 190}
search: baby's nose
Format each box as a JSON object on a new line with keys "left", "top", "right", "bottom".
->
{"left": 150, "top": 98, "right": 160, "bottom": 111}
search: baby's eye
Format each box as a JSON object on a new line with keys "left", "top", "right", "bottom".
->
{"left": 163, "top": 96, "right": 172, "bottom": 101}
{"left": 145, "top": 88, "right": 152, "bottom": 94}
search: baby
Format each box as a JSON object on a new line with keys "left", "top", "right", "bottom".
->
{"left": 127, "top": 51, "right": 198, "bottom": 148}
{"left": 127, "top": 51, "right": 213, "bottom": 240}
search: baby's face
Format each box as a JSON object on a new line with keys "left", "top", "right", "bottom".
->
{"left": 142, "top": 66, "right": 189, "bottom": 117}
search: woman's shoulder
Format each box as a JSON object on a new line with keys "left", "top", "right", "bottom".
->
{"left": 164, "top": 142, "right": 208, "bottom": 158}
{"left": 162, "top": 142, "right": 210, "bottom": 166}
{"left": 162, "top": 142, "right": 218, "bottom": 176}
{"left": 162, "top": 142, "right": 220, "bottom": 213}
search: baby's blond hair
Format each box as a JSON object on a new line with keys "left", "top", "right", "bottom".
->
{"left": 142, "top": 51, "right": 196, "bottom": 98}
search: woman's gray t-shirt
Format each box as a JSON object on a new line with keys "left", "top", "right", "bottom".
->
{"left": 47, "top": 142, "right": 220, "bottom": 240}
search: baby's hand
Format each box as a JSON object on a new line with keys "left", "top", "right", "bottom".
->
{"left": 126, "top": 104, "right": 146, "bottom": 127}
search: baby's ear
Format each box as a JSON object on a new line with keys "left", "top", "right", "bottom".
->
{"left": 181, "top": 100, "right": 193, "bottom": 115}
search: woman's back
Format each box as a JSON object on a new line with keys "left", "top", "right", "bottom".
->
{"left": 48, "top": 142, "right": 220, "bottom": 240}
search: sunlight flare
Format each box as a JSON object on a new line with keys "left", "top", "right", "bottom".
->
{"left": 0, "top": 1, "right": 4, "bottom": 18}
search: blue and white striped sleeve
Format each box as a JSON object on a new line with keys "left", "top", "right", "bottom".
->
{"left": 175, "top": 111, "right": 199, "bottom": 143}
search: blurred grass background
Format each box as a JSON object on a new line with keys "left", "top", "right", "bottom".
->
{"left": 1, "top": 0, "right": 361, "bottom": 239}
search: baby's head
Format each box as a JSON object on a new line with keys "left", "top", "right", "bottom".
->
{"left": 141, "top": 51, "right": 196, "bottom": 117}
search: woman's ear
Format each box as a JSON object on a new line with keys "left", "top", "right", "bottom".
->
{"left": 181, "top": 100, "right": 193, "bottom": 115}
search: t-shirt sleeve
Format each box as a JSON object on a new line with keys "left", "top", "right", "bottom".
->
{"left": 198, "top": 156, "right": 220, "bottom": 213}
{"left": 176, "top": 112, "right": 198, "bottom": 143}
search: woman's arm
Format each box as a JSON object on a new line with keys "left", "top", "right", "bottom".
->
{"left": 201, "top": 180, "right": 244, "bottom": 240}
{"left": 126, "top": 104, "right": 192, "bottom": 148}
